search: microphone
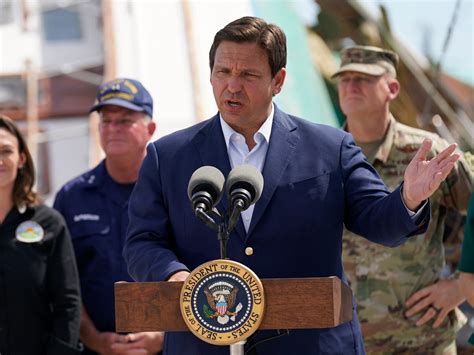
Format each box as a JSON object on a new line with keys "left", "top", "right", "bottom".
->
{"left": 225, "top": 165, "right": 264, "bottom": 231}
{"left": 187, "top": 166, "right": 225, "bottom": 214}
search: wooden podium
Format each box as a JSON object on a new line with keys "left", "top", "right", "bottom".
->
{"left": 115, "top": 277, "right": 352, "bottom": 333}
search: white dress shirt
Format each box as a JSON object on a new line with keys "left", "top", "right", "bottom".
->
{"left": 219, "top": 104, "right": 274, "bottom": 232}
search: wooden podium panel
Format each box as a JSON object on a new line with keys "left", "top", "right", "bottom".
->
{"left": 115, "top": 277, "right": 352, "bottom": 333}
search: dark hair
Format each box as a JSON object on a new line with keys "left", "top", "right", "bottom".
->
{"left": 0, "top": 115, "right": 37, "bottom": 206}
{"left": 209, "top": 16, "right": 287, "bottom": 77}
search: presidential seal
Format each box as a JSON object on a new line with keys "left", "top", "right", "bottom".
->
{"left": 180, "top": 259, "right": 265, "bottom": 345}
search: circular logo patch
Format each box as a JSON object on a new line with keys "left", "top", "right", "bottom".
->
{"left": 180, "top": 259, "right": 265, "bottom": 345}
{"left": 15, "top": 220, "right": 44, "bottom": 243}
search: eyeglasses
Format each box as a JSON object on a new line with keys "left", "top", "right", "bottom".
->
{"left": 341, "top": 48, "right": 398, "bottom": 67}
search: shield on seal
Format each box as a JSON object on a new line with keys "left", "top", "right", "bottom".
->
{"left": 216, "top": 299, "right": 227, "bottom": 315}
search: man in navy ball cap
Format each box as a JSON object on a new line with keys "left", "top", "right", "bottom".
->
{"left": 54, "top": 78, "right": 163, "bottom": 354}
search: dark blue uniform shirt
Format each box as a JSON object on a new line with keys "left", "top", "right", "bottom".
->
{"left": 54, "top": 161, "right": 134, "bottom": 334}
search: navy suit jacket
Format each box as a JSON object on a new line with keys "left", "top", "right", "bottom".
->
{"left": 124, "top": 106, "right": 429, "bottom": 354}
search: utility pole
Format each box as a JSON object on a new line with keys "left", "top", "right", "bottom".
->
{"left": 88, "top": 0, "right": 118, "bottom": 167}
{"left": 102, "top": 0, "right": 117, "bottom": 81}
{"left": 25, "top": 59, "right": 39, "bottom": 167}
{"left": 182, "top": 0, "right": 204, "bottom": 121}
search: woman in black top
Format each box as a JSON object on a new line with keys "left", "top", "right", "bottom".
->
{"left": 0, "top": 115, "right": 81, "bottom": 354}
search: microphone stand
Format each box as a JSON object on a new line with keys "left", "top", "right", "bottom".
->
{"left": 218, "top": 224, "right": 230, "bottom": 260}
{"left": 195, "top": 207, "right": 230, "bottom": 260}
{"left": 195, "top": 198, "right": 244, "bottom": 260}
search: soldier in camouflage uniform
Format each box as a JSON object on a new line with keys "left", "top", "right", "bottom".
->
{"left": 333, "top": 45, "right": 473, "bottom": 354}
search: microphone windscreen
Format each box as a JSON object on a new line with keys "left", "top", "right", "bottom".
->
{"left": 225, "top": 165, "right": 264, "bottom": 205}
{"left": 187, "top": 166, "right": 225, "bottom": 205}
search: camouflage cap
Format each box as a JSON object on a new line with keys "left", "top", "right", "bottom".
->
{"left": 332, "top": 45, "right": 399, "bottom": 78}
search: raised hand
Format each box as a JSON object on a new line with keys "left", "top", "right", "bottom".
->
{"left": 402, "top": 139, "right": 460, "bottom": 210}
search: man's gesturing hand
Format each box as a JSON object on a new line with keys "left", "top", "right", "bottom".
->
{"left": 402, "top": 139, "right": 460, "bottom": 211}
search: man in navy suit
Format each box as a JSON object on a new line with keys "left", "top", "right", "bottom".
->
{"left": 124, "top": 17, "right": 460, "bottom": 354}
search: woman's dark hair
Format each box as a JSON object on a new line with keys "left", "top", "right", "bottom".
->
{"left": 0, "top": 115, "right": 37, "bottom": 206}
{"left": 209, "top": 16, "right": 287, "bottom": 77}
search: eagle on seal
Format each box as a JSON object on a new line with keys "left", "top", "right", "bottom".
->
{"left": 204, "top": 286, "right": 239, "bottom": 318}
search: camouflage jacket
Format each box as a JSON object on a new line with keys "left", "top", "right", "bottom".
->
{"left": 342, "top": 116, "right": 473, "bottom": 353}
